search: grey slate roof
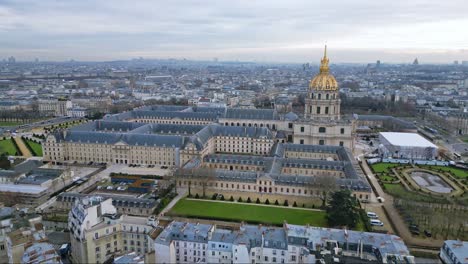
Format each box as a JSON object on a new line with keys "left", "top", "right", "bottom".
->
{"left": 225, "top": 108, "right": 279, "bottom": 120}
{"left": 132, "top": 110, "right": 219, "bottom": 121}
{"left": 129, "top": 123, "right": 205, "bottom": 135}
{"left": 70, "top": 120, "right": 146, "bottom": 132}
{"left": 55, "top": 131, "right": 185, "bottom": 148}
{"left": 57, "top": 192, "right": 157, "bottom": 208}
{"left": 155, "top": 221, "right": 213, "bottom": 245}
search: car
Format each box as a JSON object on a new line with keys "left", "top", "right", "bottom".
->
{"left": 410, "top": 229, "right": 420, "bottom": 236}
{"left": 367, "top": 212, "right": 378, "bottom": 219}
{"left": 370, "top": 219, "right": 384, "bottom": 226}
{"left": 377, "top": 196, "right": 385, "bottom": 203}
{"left": 360, "top": 199, "right": 370, "bottom": 204}
{"left": 424, "top": 230, "right": 432, "bottom": 237}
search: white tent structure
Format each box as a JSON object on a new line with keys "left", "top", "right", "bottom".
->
{"left": 378, "top": 132, "right": 438, "bottom": 160}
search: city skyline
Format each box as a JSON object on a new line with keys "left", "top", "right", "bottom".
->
{"left": 1, "top": 0, "right": 468, "bottom": 63}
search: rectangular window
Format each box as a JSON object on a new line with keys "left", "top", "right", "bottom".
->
{"left": 300, "top": 126, "right": 304, "bottom": 132}
{"left": 339, "top": 141, "right": 344, "bottom": 146}
{"left": 316, "top": 107, "right": 321, "bottom": 114}
{"left": 340, "top": 128, "right": 345, "bottom": 134}
{"left": 300, "top": 139, "right": 304, "bottom": 145}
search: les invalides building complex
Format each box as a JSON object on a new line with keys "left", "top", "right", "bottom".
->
{"left": 43, "top": 47, "right": 369, "bottom": 205}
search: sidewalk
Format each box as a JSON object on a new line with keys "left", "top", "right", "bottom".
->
{"left": 13, "top": 136, "right": 32, "bottom": 157}
{"left": 160, "top": 188, "right": 187, "bottom": 216}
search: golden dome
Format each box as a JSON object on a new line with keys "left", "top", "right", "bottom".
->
{"left": 309, "top": 46, "right": 338, "bottom": 91}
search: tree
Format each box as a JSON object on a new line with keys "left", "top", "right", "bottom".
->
{"left": 246, "top": 197, "right": 251, "bottom": 203}
{"left": 265, "top": 199, "right": 270, "bottom": 205}
{"left": 238, "top": 197, "right": 243, "bottom": 203}
{"left": 326, "top": 190, "right": 360, "bottom": 228}
{"left": 274, "top": 200, "right": 279, "bottom": 205}
{"left": 283, "top": 200, "right": 289, "bottom": 207}
{"left": 230, "top": 196, "right": 234, "bottom": 202}
{"left": 0, "top": 154, "right": 10, "bottom": 170}
{"left": 192, "top": 167, "right": 216, "bottom": 198}
{"left": 256, "top": 198, "right": 261, "bottom": 204}
{"left": 316, "top": 175, "right": 338, "bottom": 207}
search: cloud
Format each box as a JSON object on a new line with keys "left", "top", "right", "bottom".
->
{"left": 0, "top": 0, "right": 467, "bottom": 62}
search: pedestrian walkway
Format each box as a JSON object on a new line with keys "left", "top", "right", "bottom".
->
{"left": 13, "top": 136, "right": 32, "bottom": 157}
{"left": 160, "top": 188, "right": 187, "bottom": 216}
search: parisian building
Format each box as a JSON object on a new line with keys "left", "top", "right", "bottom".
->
{"left": 154, "top": 221, "right": 415, "bottom": 264}
{"left": 68, "top": 196, "right": 157, "bottom": 264}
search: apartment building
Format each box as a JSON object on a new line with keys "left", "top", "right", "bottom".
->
{"left": 68, "top": 196, "right": 157, "bottom": 264}
{"left": 154, "top": 221, "right": 415, "bottom": 264}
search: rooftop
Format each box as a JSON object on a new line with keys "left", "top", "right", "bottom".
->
{"left": 444, "top": 240, "right": 468, "bottom": 263}
{"left": 380, "top": 132, "right": 438, "bottom": 148}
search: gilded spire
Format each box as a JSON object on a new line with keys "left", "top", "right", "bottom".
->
{"left": 319, "top": 45, "right": 329, "bottom": 73}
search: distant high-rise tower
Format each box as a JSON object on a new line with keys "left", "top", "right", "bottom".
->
{"left": 376, "top": 60, "right": 381, "bottom": 67}
{"left": 304, "top": 46, "right": 340, "bottom": 121}
{"left": 413, "top": 58, "right": 419, "bottom": 65}
{"left": 7, "top": 56, "right": 15, "bottom": 63}
{"left": 454, "top": 60, "right": 459, "bottom": 65}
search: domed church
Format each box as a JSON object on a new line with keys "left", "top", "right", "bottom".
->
{"left": 293, "top": 46, "right": 355, "bottom": 149}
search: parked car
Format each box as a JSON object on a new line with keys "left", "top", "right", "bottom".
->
{"left": 367, "top": 212, "right": 378, "bottom": 219}
{"left": 424, "top": 230, "right": 432, "bottom": 237}
{"left": 370, "top": 219, "right": 384, "bottom": 226}
{"left": 410, "top": 229, "right": 420, "bottom": 236}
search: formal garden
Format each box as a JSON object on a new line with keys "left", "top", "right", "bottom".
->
{"left": 370, "top": 162, "right": 468, "bottom": 240}
{"left": 0, "top": 137, "right": 21, "bottom": 156}
{"left": 21, "top": 137, "right": 43, "bottom": 156}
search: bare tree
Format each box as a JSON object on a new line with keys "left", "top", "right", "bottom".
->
{"left": 193, "top": 167, "right": 217, "bottom": 198}
{"left": 315, "top": 175, "right": 338, "bottom": 207}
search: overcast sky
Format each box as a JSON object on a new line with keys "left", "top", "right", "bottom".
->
{"left": 1, "top": 0, "right": 467, "bottom": 63}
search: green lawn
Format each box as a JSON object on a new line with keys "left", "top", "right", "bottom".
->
{"left": 169, "top": 199, "right": 328, "bottom": 226}
{"left": 23, "top": 139, "right": 43, "bottom": 156}
{"left": 0, "top": 139, "right": 19, "bottom": 156}
{"left": 383, "top": 183, "right": 448, "bottom": 203}
{"left": 371, "top": 163, "right": 399, "bottom": 173}
{"left": 378, "top": 174, "right": 396, "bottom": 182}
{"left": 0, "top": 121, "right": 24, "bottom": 127}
